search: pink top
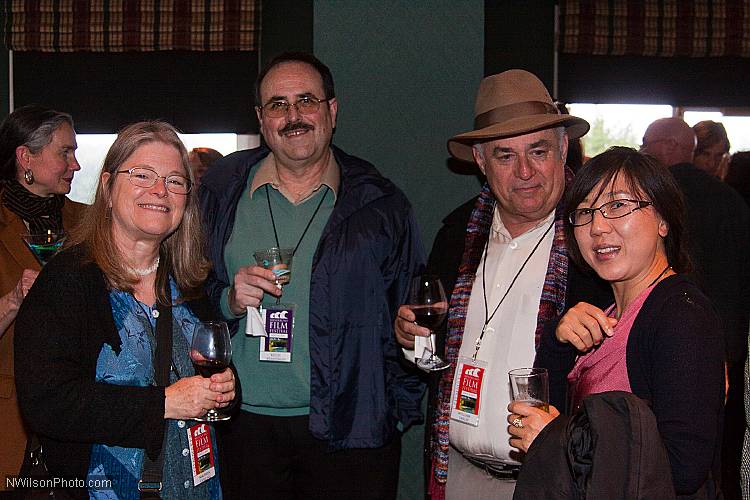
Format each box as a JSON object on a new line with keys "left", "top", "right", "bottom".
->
{"left": 567, "top": 284, "right": 657, "bottom": 410}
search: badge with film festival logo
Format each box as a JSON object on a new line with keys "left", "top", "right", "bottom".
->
{"left": 260, "top": 305, "right": 294, "bottom": 362}
{"left": 187, "top": 423, "right": 216, "bottom": 486}
{"left": 450, "top": 357, "right": 487, "bottom": 427}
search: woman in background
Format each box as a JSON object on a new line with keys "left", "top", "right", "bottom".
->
{"left": 693, "top": 120, "right": 730, "bottom": 179}
{"left": 0, "top": 105, "right": 84, "bottom": 486}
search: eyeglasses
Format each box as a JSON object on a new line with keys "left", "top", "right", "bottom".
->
{"left": 259, "top": 96, "right": 329, "bottom": 118}
{"left": 116, "top": 167, "right": 192, "bottom": 195}
{"left": 568, "top": 199, "right": 652, "bottom": 227}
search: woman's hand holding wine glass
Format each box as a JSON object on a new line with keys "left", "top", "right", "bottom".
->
{"left": 186, "top": 321, "right": 234, "bottom": 421}
{"left": 164, "top": 369, "right": 234, "bottom": 420}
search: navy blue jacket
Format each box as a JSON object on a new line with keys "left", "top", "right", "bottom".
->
{"left": 199, "top": 145, "right": 426, "bottom": 449}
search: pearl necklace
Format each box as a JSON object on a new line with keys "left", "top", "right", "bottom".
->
{"left": 128, "top": 256, "right": 160, "bottom": 277}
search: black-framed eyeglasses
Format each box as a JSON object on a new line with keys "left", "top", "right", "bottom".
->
{"left": 568, "top": 199, "right": 652, "bottom": 227}
{"left": 116, "top": 167, "right": 192, "bottom": 195}
{"left": 258, "top": 96, "right": 329, "bottom": 118}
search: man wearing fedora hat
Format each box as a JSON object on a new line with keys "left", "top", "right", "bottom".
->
{"left": 395, "top": 69, "right": 611, "bottom": 499}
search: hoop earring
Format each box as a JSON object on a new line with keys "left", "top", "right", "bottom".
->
{"left": 23, "top": 169, "right": 34, "bottom": 185}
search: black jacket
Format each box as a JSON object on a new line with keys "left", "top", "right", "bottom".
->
{"left": 199, "top": 145, "right": 426, "bottom": 448}
{"left": 669, "top": 162, "right": 750, "bottom": 367}
{"left": 515, "top": 391, "right": 676, "bottom": 500}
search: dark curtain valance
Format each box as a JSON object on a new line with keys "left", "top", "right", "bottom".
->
{"left": 3, "top": 0, "right": 261, "bottom": 52}
{"left": 559, "top": 0, "right": 750, "bottom": 58}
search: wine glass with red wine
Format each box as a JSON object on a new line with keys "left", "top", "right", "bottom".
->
{"left": 409, "top": 275, "right": 451, "bottom": 372}
{"left": 190, "top": 321, "right": 233, "bottom": 421}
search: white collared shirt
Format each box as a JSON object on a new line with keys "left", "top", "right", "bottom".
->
{"left": 449, "top": 208, "right": 555, "bottom": 464}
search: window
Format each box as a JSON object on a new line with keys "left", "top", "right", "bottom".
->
{"left": 567, "top": 104, "right": 750, "bottom": 158}
{"left": 567, "top": 104, "right": 672, "bottom": 157}
{"left": 683, "top": 111, "right": 750, "bottom": 152}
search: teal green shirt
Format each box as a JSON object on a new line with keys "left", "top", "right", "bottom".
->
{"left": 222, "top": 168, "right": 334, "bottom": 416}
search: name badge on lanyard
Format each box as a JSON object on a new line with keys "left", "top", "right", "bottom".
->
{"left": 187, "top": 423, "right": 216, "bottom": 486}
{"left": 260, "top": 303, "right": 295, "bottom": 362}
{"left": 450, "top": 357, "right": 488, "bottom": 427}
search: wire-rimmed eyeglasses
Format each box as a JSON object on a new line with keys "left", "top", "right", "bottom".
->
{"left": 258, "top": 96, "right": 329, "bottom": 118}
{"left": 568, "top": 199, "right": 652, "bottom": 227}
{"left": 116, "top": 167, "right": 192, "bottom": 195}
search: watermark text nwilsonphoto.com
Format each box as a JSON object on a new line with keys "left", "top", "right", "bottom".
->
{"left": 6, "top": 475, "right": 112, "bottom": 490}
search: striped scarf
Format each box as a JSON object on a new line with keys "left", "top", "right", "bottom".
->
{"left": 429, "top": 168, "right": 573, "bottom": 496}
{"left": 1, "top": 179, "right": 64, "bottom": 234}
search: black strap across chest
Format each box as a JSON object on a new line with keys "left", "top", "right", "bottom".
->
{"left": 139, "top": 300, "right": 172, "bottom": 498}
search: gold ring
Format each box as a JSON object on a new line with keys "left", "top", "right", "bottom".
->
{"left": 512, "top": 417, "right": 524, "bottom": 429}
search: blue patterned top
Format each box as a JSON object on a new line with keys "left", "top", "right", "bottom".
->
{"left": 86, "top": 281, "right": 222, "bottom": 500}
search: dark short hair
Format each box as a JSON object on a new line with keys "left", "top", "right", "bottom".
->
{"left": 0, "top": 105, "right": 74, "bottom": 181}
{"left": 564, "top": 146, "right": 691, "bottom": 274}
{"left": 254, "top": 51, "right": 335, "bottom": 106}
{"left": 189, "top": 147, "right": 223, "bottom": 168}
{"left": 555, "top": 101, "right": 584, "bottom": 171}
{"left": 694, "top": 120, "right": 730, "bottom": 154}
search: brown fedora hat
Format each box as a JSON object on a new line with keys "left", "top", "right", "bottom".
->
{"left": 448, "top": 69, "right": 589, "bottom": 162}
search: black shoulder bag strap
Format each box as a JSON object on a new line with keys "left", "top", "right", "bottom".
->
{"left": 138, "top": 301, "right": 172, "bottom": 499}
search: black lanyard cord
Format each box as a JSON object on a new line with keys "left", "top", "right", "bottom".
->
{"left": 266, "top": 184, "right": 331, "bottom": 255}
{"left": 473, "top": 218, "right": 555, "bottom": 360}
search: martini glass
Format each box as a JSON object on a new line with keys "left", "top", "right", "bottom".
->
{"left": 253, "top": 248, "right": 294, "bottom": 305}
{"left": 21, "top": 231, "right": 66, "bottom": 266}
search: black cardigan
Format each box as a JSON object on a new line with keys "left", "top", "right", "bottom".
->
{"left": 536, "top": 274, "right": 725, "bottom": 495}
{"left": 14, "top": 246, "right": 221, "bottom": 484}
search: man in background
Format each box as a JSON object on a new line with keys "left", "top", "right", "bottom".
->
{"left": 642, "top": 117, "right": 750, "bottom": 500}
{"left": 188, "top": 147, "right": 223, "bottom": 186}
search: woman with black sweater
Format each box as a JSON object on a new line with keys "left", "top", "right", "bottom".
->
{"left": 508, "top": 147, "right": 724, "bottom": 497}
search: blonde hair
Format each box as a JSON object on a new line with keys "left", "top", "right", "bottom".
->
{"left": 68, "top": 121, "right": 210, "bottom": 304}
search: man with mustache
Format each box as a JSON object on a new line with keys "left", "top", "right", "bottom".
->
{"left": 199, "top": 52, "right": 424, "bottom": 499}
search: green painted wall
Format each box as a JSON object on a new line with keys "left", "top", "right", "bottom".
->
{"left": 314, "top": 1, "right": 484, "bottom": 251}
{"left": 313, "top": 2, "right": 484, "bottom": 498}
